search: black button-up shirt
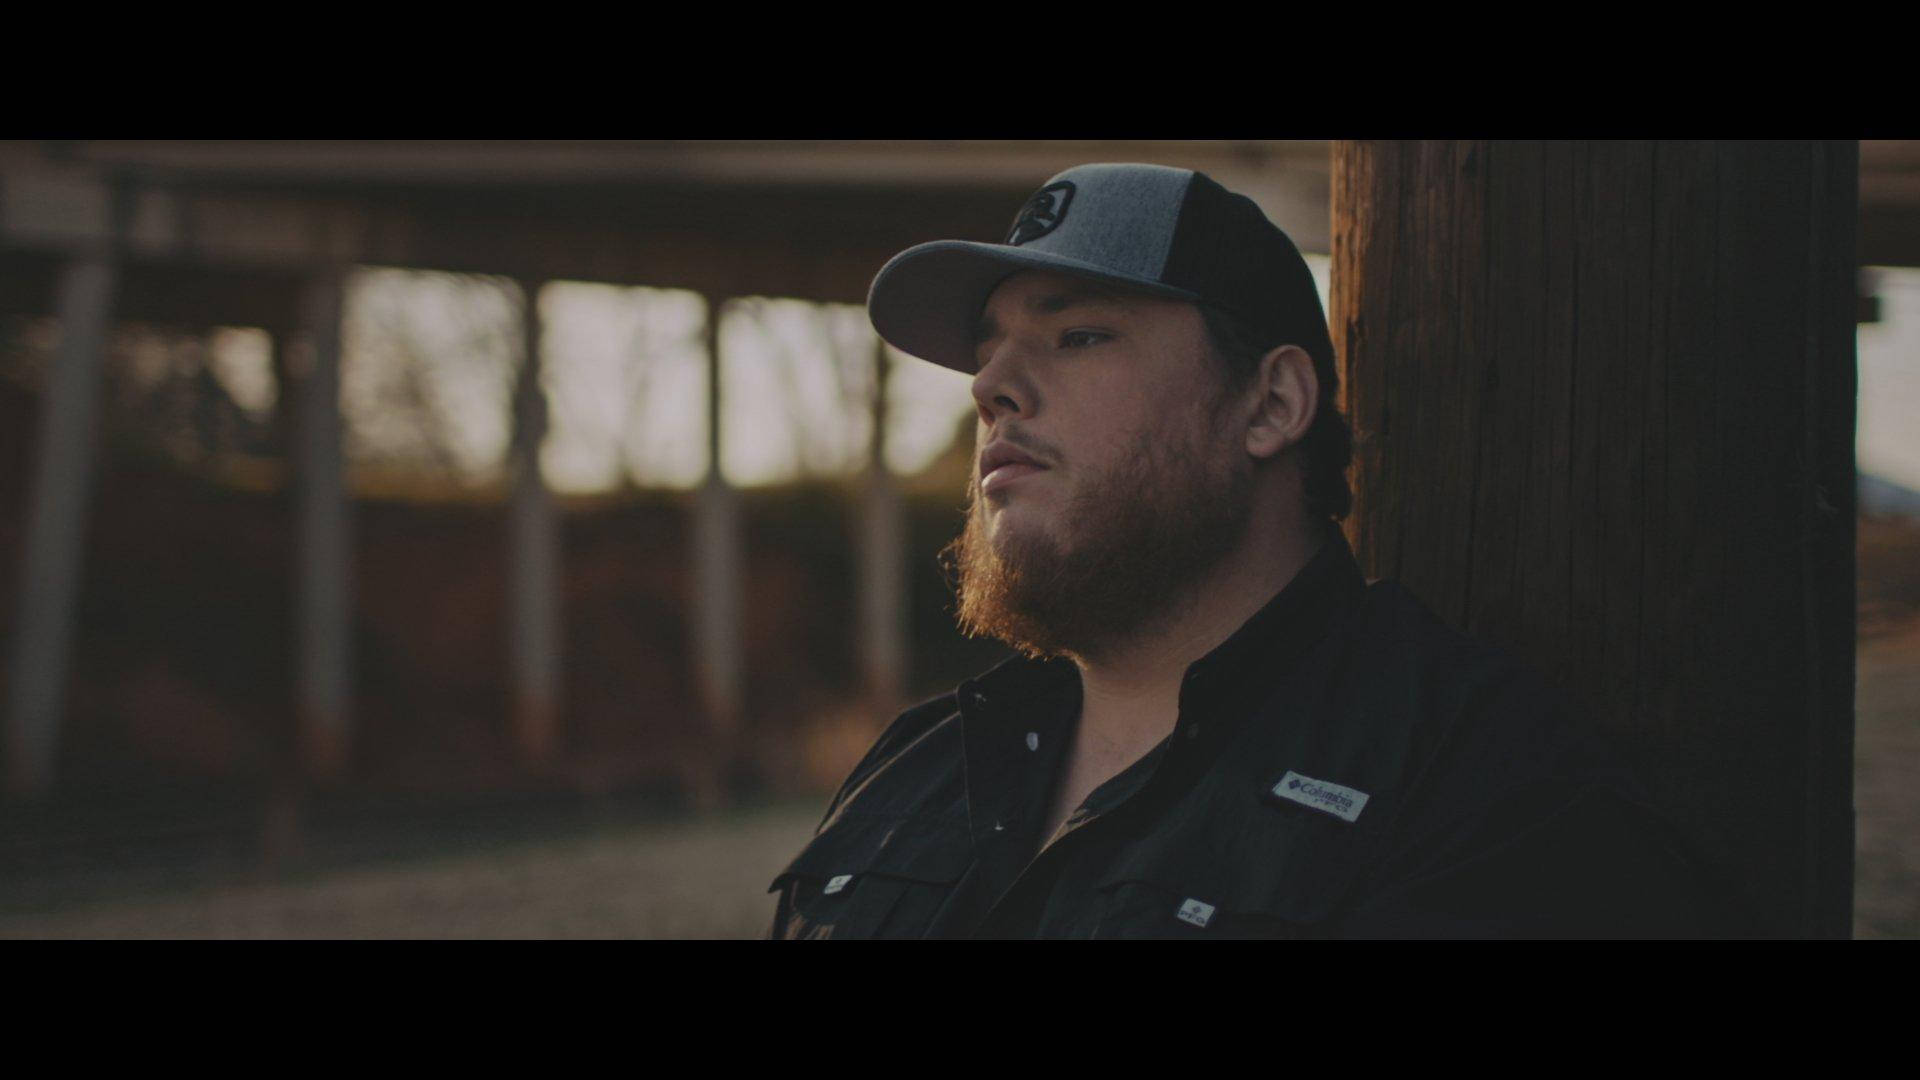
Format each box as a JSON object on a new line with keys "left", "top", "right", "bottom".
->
{"left": 768, "top": 534, "right": 1727, "bottom": 938}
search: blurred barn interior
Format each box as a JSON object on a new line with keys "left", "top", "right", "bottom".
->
{"left": 1, "top": 141, "right": 1916, "bottom": 937}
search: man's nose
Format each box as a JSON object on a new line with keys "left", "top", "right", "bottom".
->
{"left": 971, "top": 339, "right": 1030, "bottom": 426}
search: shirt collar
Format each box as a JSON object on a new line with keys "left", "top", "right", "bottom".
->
{"left": 1183, "top": 528, "right": 1368, "bottom": 692}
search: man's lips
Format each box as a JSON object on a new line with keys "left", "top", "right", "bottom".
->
{"left": 978, "top": 440, "right": 1049, "bottom": 495}
{"left": 982, "top": 461, "right": 1045, "bottom": 495}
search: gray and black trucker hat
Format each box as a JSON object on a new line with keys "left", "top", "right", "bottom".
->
{"left": 867, "top": 162, "right": 1333, "bottom": 375}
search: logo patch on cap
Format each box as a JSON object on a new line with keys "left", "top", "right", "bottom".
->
{"left": 1006, "top": 181, "right": 1075, "bottom": 245}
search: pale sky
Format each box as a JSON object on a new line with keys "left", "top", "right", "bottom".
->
{"left": 308, "top": 267, "right": 990, "bottom": 493}
{"left": 1858, "top": 267, "right": 1920, "bottom": 492}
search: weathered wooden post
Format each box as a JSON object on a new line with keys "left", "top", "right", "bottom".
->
{"left": 689, "top": 294, "right": 744, "bottom": 806}
{"left": 293, "top": 265, "right": 353, "bottom": 780}
{"left": 4, "top": 180, "right": 129, "bottom": 799}
{"left": 508, "top": 279, "right": 562, "bottom": 763}
{"left": 1331, "top": 141, "right": 1858, "bottom": 937}
{"left": 858, "top": 335, "right": 908, "bottom": 715}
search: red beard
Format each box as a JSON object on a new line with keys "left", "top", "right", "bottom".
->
{"left": 941, "top": 419, "right": 1253, "bottom": 661}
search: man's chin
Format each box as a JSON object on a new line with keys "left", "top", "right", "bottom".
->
{"left": 984, "top": 506, "right": 1065, "bottom": 564}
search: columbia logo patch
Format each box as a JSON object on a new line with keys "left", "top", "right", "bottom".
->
{"left": 823, "top": 874, "right": 853, "bottom": 895}
{"left": 1175, "top": 898, "right": 1215, "bottom": 929}
{"left": 1270, "top": 770, "right": 1370, "bottom": 823}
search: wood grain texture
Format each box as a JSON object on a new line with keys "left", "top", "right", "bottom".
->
{"left": 1332, "top": 141, "right": 1857, "bottom": 937}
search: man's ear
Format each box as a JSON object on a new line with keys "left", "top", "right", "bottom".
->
{"left": 1244, "top": 344, "right": 1319, "bottom": 462}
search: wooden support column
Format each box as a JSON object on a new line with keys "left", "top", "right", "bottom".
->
{"left": 1332, "top": 141, "right": 1858, "bottom": 937}
{"left": 690, "top": 295, "right": 744, "bottom": 801}
{"left": 266, "top": 328, "right": 297, "bottom": 461}
{"left": 293, "top": 266, "right": 353, "bottom": 780}
{"left": 857, "top": 335, "right": 908, "bottom": 714}
{"left": 3, "top": 195, "right": 126, "bottom": 799}
{"left": 508, "top": 280, "right": 561, "bottom": 763}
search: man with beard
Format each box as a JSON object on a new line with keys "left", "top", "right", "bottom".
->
{"left": 768, "top": 163, "right": 1729, "bottom": 939}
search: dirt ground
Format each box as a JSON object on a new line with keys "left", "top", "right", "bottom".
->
{"left": 6, "top": 647, "right": 1915, "bottom": 939}
{"left": 0, "top": 799, "right": 824, "bottom": 939}
{"left": 1854, "top": 618, "right": 1920, "bottom": 939}
{"left": 4, "top": 516, "right": 1917, "bottom": 939}
{"left": 1853, "top": 511, "right": 1920, "bottom": 939}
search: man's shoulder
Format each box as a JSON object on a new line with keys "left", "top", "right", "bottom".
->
{"left": 1272, "top": 576, "right": 1614, "bottom": 836}
{"left": 1288, "top": 581, "right": 1734, "bottom": 935}
{"left": 1201, "top": 574, "right": 1597, "bottom": 853}
{"left": 1352, "top": 579, "right": 1540, "bottom": 683}
{"left": 1337, "top": 579, "right": 1577, "bottom": 748}
{"left": 818, "top": 690, "right": 966, "bottom": 824}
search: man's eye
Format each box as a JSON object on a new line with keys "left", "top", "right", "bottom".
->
{"left": 1060, "top": 330, "right": 1107, "bottom": 348}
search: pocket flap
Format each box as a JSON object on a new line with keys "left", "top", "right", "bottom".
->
{"left": 1094, "top": 785, "right": 1379, "bottom": 925}
{"left": 771, "top": 813, "right": 974, "bottom": 892}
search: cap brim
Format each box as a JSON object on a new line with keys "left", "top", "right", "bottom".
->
{"left": 867, "top": 240, "right": 1200, "bottom": 374}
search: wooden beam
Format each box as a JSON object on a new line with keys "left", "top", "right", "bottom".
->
{"left": 3, "top": 238, "right": 120, "bottom": 798}
{"left": 858, "top": 335, "right": 908, "bottom": 713}
{"left": 1332, "top": 141, "right": 1857, "bottom": 938}
{"left": 293, "top": 267, "right": 352, "bottom": 779}
{"left": 689, "top": 295, "right": 744, "bottom": 805}
{"left": 507, "top": 280, "right": 561, "bottom": 763}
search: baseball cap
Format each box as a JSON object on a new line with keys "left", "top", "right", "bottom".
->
{"left": 867, "top": 162, "right": 1333, "bottom": 375}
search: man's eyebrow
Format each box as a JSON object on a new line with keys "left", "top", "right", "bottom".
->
{"left": 972, "top": 285, "right": 1135, "bottom": 344}
{"left": 1028, "top": 285, "right": 1136, "bottom": 315}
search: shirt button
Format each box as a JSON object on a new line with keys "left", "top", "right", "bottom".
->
{"left": 971, "top": 691, "right": 988, "bottom": 708}
{"left": 1025, "top": 731, "right": 1039, "bottom": 752}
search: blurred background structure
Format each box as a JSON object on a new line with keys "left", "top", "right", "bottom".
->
{"left": 0, "top": 140, "right": 1916, "bottom": 937}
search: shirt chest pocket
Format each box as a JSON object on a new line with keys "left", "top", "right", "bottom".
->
{"left": 770, "top": 814, "right": 974, "bottom": 940}
{"left": 1088, "top": 810, "right": 1377, "bottom": 939}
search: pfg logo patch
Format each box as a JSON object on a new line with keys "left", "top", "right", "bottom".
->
{"left": 1270, "top": 770, "right": 1370, "bottom": 823}
{"left": 1006, "top": 181, "right": 1075, "bottom": 245}
{"left": 1175, "top": 898, "right": 1216, "bottom": 929}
